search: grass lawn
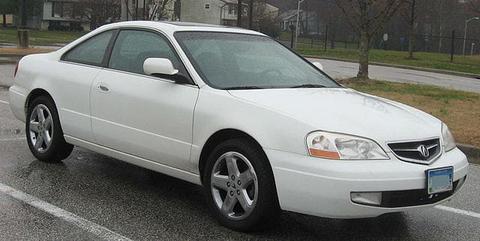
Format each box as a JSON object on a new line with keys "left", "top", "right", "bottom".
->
{"left": 0, "top": 29, "right": 85, "bottom": 46}
{"left": 340, "top": 79, "right": 480, "bottom": 148}
{"left": 300, "top": 47, "right": 480, "bottom": 75}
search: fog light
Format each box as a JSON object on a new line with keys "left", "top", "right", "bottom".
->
{"left": 351, "top": 192, "right": 382, "bottom": 206}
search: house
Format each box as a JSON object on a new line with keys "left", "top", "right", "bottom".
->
{"left": 120, "top": 0, "right": 177, "bottom": 22}
{"left": 179, "top": 0, "right": 279, "bottom": 27}
{"left": 17, "top": 0, "right": 279, "bottom": 31}
{"left": 41, "top": 0, "right": 90, "bottom": 31}
{"left": 279, "top": 9, "right": 321, "bottom": 36}
{"left": 0, "top": 14, "right": 14, "bottom": 26}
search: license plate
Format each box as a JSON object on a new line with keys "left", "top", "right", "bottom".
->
{"left": 427, "top": 167, "right": 453, "bottom": 194}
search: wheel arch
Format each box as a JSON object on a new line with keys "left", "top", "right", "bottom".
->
{"left": 198, "top": 128, "right": 271, "bottom": 184}
{"left": 25, "top": 88, "right": 56, "bottom": 115}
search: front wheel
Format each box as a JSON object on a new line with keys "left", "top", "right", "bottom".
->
{"left": 203, "top": 139, "right": 279, "bottom": 231}
{"left": 26, "top": 96, "right": 73, "bottom": 163}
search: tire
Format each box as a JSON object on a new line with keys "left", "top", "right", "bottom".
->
{"left": 203, "top": 138, "right": 280, "bottom": 232}
{"left": 26, "top": 95, "right": 73, "bottom": 163}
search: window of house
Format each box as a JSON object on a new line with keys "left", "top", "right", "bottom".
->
{"left": 63, "top": 31, "right": 114, "bottom": 66}
{"left": 228, "top": 4, "right": 235, "bottom": 14}
{"left": 108, "top": 30, "right": 184, "bottom": 75}
{"left": 52, "top": 2, "right": 63, "bottom": 18}
{"left": 205, "top": 4, "right": 210, "bottom": 9}
{"left": 63, "top": 3, "right": 74, "bottom": 18}
{"left": 52, "top": 2, "right": 75, "bottom": 18}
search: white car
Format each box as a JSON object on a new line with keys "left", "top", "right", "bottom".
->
{"left": 9, "top": 21, "right": 468, "bottom": 231}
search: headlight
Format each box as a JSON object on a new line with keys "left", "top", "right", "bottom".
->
{"left": 306, "top": 131, "right": 389, "bottom": 160}
{"left": 442, "top": 123, "right": 456, "bottom": 152}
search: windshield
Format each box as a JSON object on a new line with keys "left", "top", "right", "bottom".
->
{"left": 174, "top": 32, "right": 340, "bottom": 90}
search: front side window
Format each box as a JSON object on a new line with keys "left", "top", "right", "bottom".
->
{"left": 63, "top": 30, "right": 114, "bottom": 66}
{"left": 109, "top": 30, "right": 184, "bottom": 75}
{"left": 175, "top": 32, "right": 340, "bottom": 90}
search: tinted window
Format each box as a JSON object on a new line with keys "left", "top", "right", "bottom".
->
{"left": 109, "top": 30, "right": 183, "bottom": 75}
{"left": 63, "top": 30, "right": 114, "bottom": 66}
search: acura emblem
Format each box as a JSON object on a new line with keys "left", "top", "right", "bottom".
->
{"left": 417, "top": 145, "right": 430, "bottom": 158}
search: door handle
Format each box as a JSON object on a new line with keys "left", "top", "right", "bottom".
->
{"left": 98, "top": 85, "right": 110, "bottom": 92}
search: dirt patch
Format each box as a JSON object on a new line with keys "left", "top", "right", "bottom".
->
{"left": 0, "top": 48, "right": 54, "bottom": 56}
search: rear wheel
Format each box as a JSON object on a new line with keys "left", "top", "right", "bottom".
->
{"left": 26, "top": 96, "right": 73, "bottom": 163}
{"left": 203, "top": 138, "right": 279, "bottom": 231}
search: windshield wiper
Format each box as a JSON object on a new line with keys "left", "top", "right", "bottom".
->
{"left": 291, "top": 84, "right": 326, "bottom": 89}
{"left": 224, "top": 86, "right": 264, "bottom": 90}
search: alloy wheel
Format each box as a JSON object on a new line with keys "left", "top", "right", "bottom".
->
{"left": 29, "top": 104, "right": 54, "bottom": 153}
{"left": 210, "top": 151, "right": 259, "bottom": 220}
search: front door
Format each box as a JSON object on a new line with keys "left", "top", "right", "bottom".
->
{"left": 90, "top": 29, "right": 198, "bottom": 171}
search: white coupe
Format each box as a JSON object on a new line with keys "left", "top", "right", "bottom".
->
{"left": 9, "top": 21, "right": 469, "bottom": 231}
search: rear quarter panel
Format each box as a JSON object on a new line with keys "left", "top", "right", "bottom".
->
{"left": 11, "top": 53, "right": 100, "bottom": 141}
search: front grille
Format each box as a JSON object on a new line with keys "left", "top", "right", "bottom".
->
{"left": 388, "top": 138, "right": 441, "bottom": 164}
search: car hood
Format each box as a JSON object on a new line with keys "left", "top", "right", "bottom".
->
{"left": 228, "top": 88, "right": 442, "bottom": 144}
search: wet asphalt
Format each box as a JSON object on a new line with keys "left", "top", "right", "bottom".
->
{"left": 1, "top": 66, "right": 480, "bottom": 240}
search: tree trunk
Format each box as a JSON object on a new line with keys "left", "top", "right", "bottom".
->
{"left": 237, "top": 0, "right": 243, "bottom": 27}
{"left": 407, "top": 0, "right": 416, "bottom": 59}
{"left": 2, "top": 14, "right": 6, "bottom": 28}
{"left": 248, "top": 0, "right": 253, "bottom": 29}
{"left": 357, "top": 30, "right": 369, "bottom": 79}
{"left": 17, "top": 30, "right": 29, "bottom": 48}
{"left": 408, "top": 28, "right": 415, "bottom": 59}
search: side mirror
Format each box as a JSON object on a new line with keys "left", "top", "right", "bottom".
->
{"left": 312, "top": 62, "right": 324, "bottom": 71}
{"left": 144, "top": 58, "right": 179, "bottom": 76}
{"left": 143, "top": 58, "right": 191, "bottom": 85}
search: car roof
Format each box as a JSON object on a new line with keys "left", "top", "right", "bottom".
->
{"left": 97, "top": 21, "right": 266, "bottom": 37}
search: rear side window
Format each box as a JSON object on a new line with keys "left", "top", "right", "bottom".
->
{"left": 63, "top": 30, "right": 114, "bottom": 66}
{"left": 108, "top": 30, "right": 183, "bottom": 75}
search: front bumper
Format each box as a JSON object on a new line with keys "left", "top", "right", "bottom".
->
{"left": 265, "top": 147, "right": 469, "bottom": 219}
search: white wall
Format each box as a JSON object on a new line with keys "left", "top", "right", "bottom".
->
{"left": 180, "top": 0, "right": 223, "bottom": 25}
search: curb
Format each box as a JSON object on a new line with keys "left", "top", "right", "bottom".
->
{"left": 0, "top": 55, "right": 22, "bottom": 64}
{"left": 457, "top": 144, "right": 480, "bottom": 165}
{"left": 304, "top": 55, "right": 480, "bottom": 79}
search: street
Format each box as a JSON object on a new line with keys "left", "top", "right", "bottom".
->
{"left": 1, "top": 63, "right": 480, "bottom": 240}
{"left": 309, "top": 58, "right": 480, "bottom": 93}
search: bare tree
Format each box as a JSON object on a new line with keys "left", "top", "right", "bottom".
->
{"left": 335, "top": 0, "right": 405, "bottom": 79}
{"left": 468, "top": 0, "right": 480, "bottom": 15}
{"left": 400, "top": 0, "right": 429, "bottom": 59}
{"left": 78, "top": 0, "right": 121, "bottom": 29}
{"left": 402, "top": 0, "right": 417, "bottom": 59}
{"left": 148, "top": 0, "right": 175, "bottom": 20}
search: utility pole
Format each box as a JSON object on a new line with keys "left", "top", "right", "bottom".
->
{"left": 463, "top": 17, "right": 480, "bottom": 56}
{"left": 237, "top": 0, "right": 243, "bottom": 27}
{"left": 295, "top": 0, "right": 305, "bottom": 49}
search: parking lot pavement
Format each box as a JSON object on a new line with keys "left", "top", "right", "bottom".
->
{"left": 0, "top": 64, "right": 14, "bottom": 88}
{"left": 1, "top": 90, "right": 480, "bottom": 240}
